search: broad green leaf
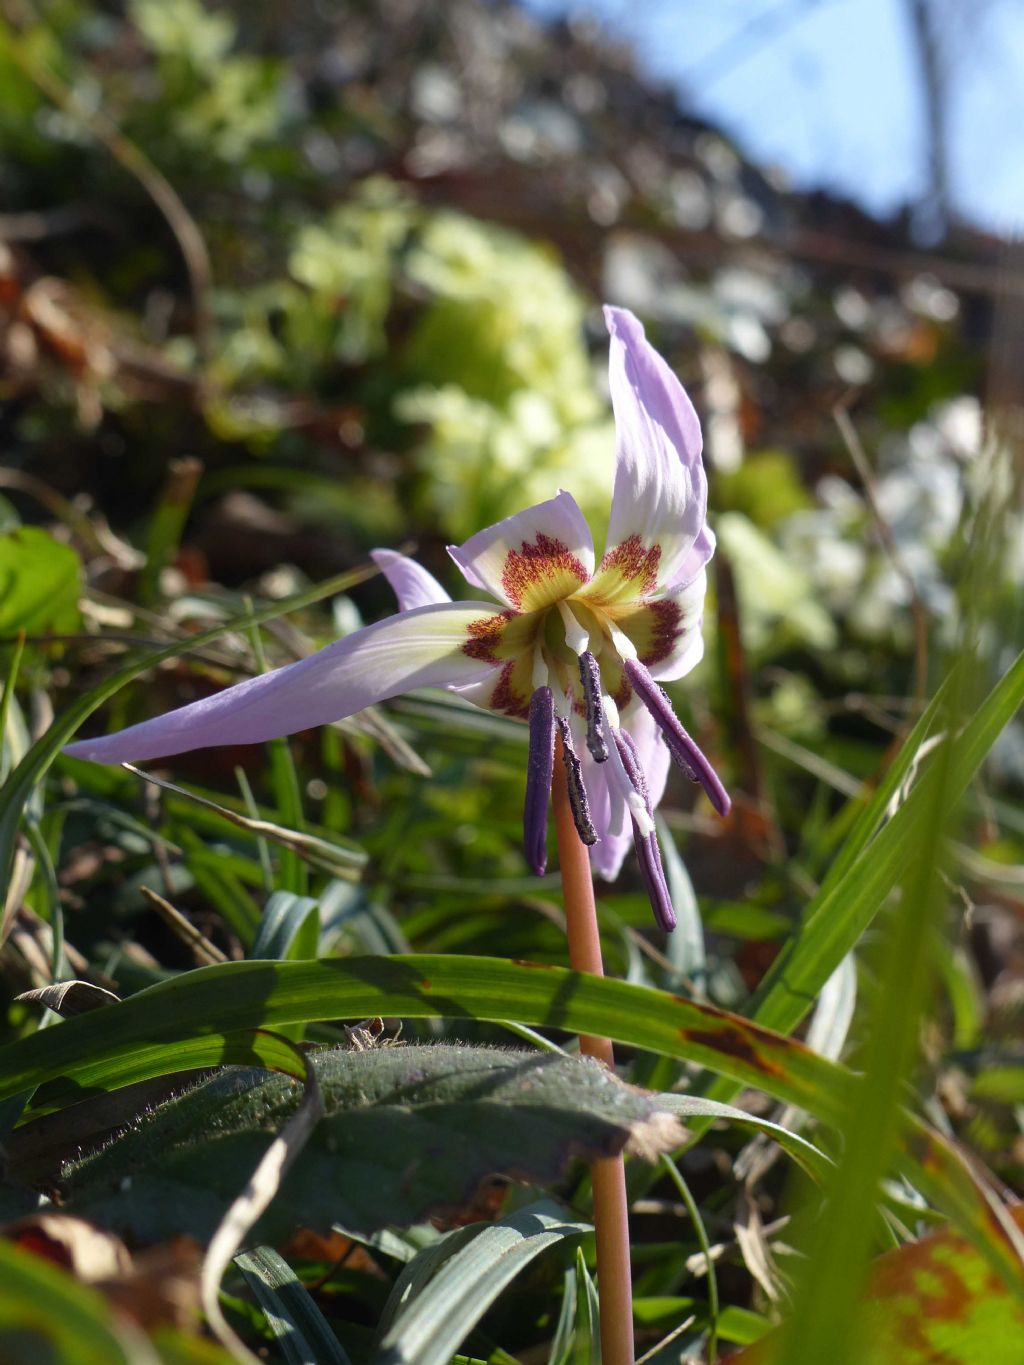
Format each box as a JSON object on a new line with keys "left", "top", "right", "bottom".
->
{"left": 369, "top": 1203, "right": 590, "bottom": 1365}
{"left": 235, "top": 1245, "right": 352, "bottom": 1365}
{"left": 61, "top": 1045, "right": 683, "bottom": 1242}
{"left": 729, "top": 1208, "right": 1024, "bottom": 1364}
{"left": 1, "top": 958, "right": 1016, "bottom": 1291}
{"left": 0, "top": 956, "right": 852, "bottom": 1123}
{"left": 0, "top": 526, "right": 81, "bottom": 636}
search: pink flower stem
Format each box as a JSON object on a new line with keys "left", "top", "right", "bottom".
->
{"left": 553, "top": 733, "right": 635, "bottom": 1365}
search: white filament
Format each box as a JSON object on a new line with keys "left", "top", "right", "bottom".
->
{"left": 607, "top": 621, "right": 638, "bottom": 660}
{"left": 556, "top": 599, "right": 590, "bottom": 656}
{"left": 531, "top": 642, "right": 549, "bottom": 690}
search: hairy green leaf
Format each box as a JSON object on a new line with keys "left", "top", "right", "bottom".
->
{"left": 61, "top": 1045, "right": 682, "bottom": 1242}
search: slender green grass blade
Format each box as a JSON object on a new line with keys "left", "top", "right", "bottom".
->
{"left": 0, "top": 564, "right": 373, "bottom": 894}
{"left": 251, "top": 892, "right": 321, "bottom": 961}
{"left": 546, "top": 1265, "right": 577, "bottom": 1365}
{"left": 236, "top": 1245, "right": 352, "bottom": 1365}
{"left": 750, "top": 649, "right": 1024, "bottom": 1037}
{"left": 572, "top": 1246, "right": 600, "bottom": 1365}
{"left": 660, "top": 1154, "right": 719, "bottom": 1361}
{"left": 370, "top": 1204, "right": 589, "bottom": 1365}
{"left": 655, "top": 1095, "right": 832, "bottom": 1183}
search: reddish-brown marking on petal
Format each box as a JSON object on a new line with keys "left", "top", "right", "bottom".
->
{"left": 501, "top": 534, "right": 589, "bottom": 610}
{"left": 640, "top": 598, "right": 684, "bottom": 667}
{"left": 489, "top": 661, "right": 530, "bottom": 719}
{"left": 599, "top": 534, "right": 662, "bottom": 597}
{"left": 461, "top": 611, "right": 515, "bottom": 665}
{"left": 683, "top": 1026, "right": 785, "bottom": 1078}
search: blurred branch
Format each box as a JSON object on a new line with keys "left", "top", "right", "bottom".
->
{"left": 0, "top": 3, "right": 213, "bottom": 361}
{"left": 905, "top": 0, "right": 951, "bottom": 239}
{"left": 682, "top": 0, "right": 835, "bottom": 92}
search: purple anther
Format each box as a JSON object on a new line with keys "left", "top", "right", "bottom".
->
{"left": 556, "top": 715, "right": 597, "bottom": 846}
{"left": 524, "top": 686, "right": 555, "bottom": 875}
{"left": 613, "top": 725, "right": 649, "bottom": 804}
{"left": 634, "top": 827, "right": 676, "bottom": 933}
{"left": 614, "top": 728, "right": 675, "bottom": 932}
{"left": 623, "top": 658, "right": 731, "bottom": 817}
{"left": 577, "top": 650, "right": 609, "bottom": 762}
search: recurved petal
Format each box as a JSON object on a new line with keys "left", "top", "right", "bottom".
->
{"left": 585, "top": 705, "right": 670, "bottom": 880}
{"left": 447, "top": 490, "right": 595, "bottom": 613}
{"left": 371, "top": 549, "right": 451, "bottom": 610}
{"left": 600, "top": 306, "right": 706, "bottom": 596}
{"left": 617, "top": 567, "right": 707, "bottom": 683}
{"left": 63, "top": 602, "right": 502, "bottom": 765}
{"left": 666, "top": 524, "right": 716, "bottom": 593}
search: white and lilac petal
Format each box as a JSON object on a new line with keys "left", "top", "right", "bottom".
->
{"left": 600, "top": 306, "right": 706, "bottom": 595}
{"left": 585, "top": 757, "right": 632, "bottom": 880}
{"left": 666, "top": 524, "right": 716, "bottom": 593}
{"left": 63, "top": 602, "right": 501, "bottom": 766}
{"left": 448, "top": 490, "right": 595, "bottom": 613}
{"left": 371, "top": 549, "right": 451, "bottom": 611}
{"left": 617, "top": 568, "right": 707, "bottom": 683}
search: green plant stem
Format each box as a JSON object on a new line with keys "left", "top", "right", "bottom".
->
{"left": 553, "top": 735, "right": 635, "bottom": 1365}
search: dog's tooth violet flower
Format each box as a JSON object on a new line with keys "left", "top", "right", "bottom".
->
{"left": 64, "top": 307, "right": 729, "bottom": 930}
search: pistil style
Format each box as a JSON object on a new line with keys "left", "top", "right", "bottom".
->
{"left": 524, "top": 686, "right": 556, "bottom": 875}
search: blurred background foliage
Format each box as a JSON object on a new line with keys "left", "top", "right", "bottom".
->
{"left": 1, "top": 0, "right": 1023, "bottom": 1361}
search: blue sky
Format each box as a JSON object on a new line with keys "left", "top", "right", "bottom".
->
{"left": 521, "top": 0, "right": 1023, "bottom": 235}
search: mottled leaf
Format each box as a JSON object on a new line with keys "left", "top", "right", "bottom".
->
{"left": 730, "top": 1207, "right": 1024, "bottom": 1364}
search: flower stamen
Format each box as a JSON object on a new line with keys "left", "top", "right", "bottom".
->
{"left": 524, "top": 686, "right": 556, "bottom": 875}
{"left": 623, "top": 658, "right": 731, "bottom": 816}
